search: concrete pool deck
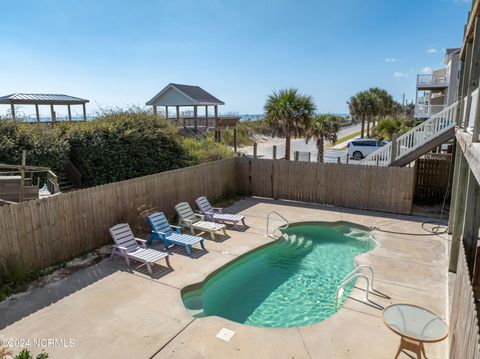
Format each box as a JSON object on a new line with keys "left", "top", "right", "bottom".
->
{"left": 0, "top": 197, "right": 450, "bottom": 358}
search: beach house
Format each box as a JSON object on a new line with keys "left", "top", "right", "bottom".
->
{"left": 414, "top": 48, "right": 461, "bottom": 120}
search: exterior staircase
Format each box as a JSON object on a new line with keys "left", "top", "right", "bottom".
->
{"left": 361, "top": 102, "right": 459, "bottom": 167}
{"left": 59, "top": 173, "right": 75, "bottom": 191}
{"left": 58, "top": 160, "right": 82, "bottom": 191}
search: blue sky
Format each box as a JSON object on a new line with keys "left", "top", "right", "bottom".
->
{"left": 0, "top": 0, "right": 471, "bottom": 117}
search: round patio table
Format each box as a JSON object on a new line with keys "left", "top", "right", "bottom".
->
{"left": 382, "top": 303, "right": 448, "bottom": 359}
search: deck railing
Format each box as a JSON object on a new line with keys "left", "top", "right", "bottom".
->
{"left": 361, "top": 101, "right": 458, "bottom": 166}
{"left": 465, "top": 88, "right": 479, "bottom": 132}
{"left": 176, "top": 116, "right": 240, "bottom": 129}
{"left": 417, "top": 74, "right": 448, "bottom": 86}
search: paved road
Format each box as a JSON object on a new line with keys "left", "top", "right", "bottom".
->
{"left": 240, "top": 124, "right": 361, "bottom": 164}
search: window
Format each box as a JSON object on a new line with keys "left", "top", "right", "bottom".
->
{"left": 352, "top": 141, "right": 376, "bottom": 147}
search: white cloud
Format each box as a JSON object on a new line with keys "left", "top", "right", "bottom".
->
{"left": 385, "top": 57, "right": 401, "bottom": 63}
{"left": 421, "top": 67, "right": 433, "bottom": 74}
{"left": 426, "top": 48, "right": 438, "bottom": 54}
{"left": 394, "top": 72, "right": 409, "bottom": 79}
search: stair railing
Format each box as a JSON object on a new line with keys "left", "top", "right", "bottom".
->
{"left": 361, "top": 101, "right": 459, "bottom": 166}
{"left": 46, "top": 170, "right": 60, "bottom": 194}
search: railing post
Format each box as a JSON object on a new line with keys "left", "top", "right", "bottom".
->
{"left": 272, "top": 145, "right": 277, "bottom": 160}
{"left": 308, "top": 152, "right": 311, "bottom": 162}
{"left": 294, "top": 151, "right": 299, "bottom": 161}
{"left": 253, "top": 143, "right": 258, "bottom": 159}
{"left": 391, "top": 133, "right": 399, "bottom": 163}
{"left": 337, "top": 157, "right": 341, "bottom": 164}
{"left": 346, "top": 153, "right": 349, "bottom": 164}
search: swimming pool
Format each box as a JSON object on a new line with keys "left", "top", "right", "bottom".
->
{"left": 182, "top": 221, "right": 376, "bottom": 328}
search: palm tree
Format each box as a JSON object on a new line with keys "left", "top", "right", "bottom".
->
{"left": 264, "top": 88, "right": 316, "bottom": 160}
{"left": 368, "top": 87, "right": 397, "bottom": 126}
{"left": 348, "top": 91, "right": 376, "bottom": 138}
{"left": 306, "top": 114, "right": 340, "bottom": 162}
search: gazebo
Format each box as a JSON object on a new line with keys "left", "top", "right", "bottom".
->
{"left": 146, "top": 83, "right": 239, "bottom": 150}
{"left": 0, "top": 93, "right": 89, "bottom": 122}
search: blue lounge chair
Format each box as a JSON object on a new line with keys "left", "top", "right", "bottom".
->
{"left": 147, "top": 212, "right": 206, "bottom": 256}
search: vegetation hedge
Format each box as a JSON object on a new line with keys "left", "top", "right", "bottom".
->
{"left": 60, "top": 110, "right": 191, "bottom": 186}
{"left": 0, "top": 120, "right": 70, "bottom": 172}
{"left": 0, "top": 109, "right": 234, "bottom": 187}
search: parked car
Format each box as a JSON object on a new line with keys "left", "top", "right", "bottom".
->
{"left": 347, "top": 139, "right": 389, "bottom": 160}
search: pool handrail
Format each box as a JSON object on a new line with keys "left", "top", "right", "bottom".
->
{"left": 335, "top": 265, "right": 377, "bottom": 308}
{"left": 340, "top": 265, "right": 375, "bottom": 292}
{"left": 266, "top": 211, "right": 289, "bottom": 238}
{"left": 335, "top": 273, "right": 372, "bottom": 308}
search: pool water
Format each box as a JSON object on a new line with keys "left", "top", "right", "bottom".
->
{"left": 182, "top": 222, "right": 376, "bottom": 328}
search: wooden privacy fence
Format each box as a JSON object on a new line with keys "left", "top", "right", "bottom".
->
{"left": 414, "top": 153, "right": 452, "bottom": 205}
{"left": 0, "top": 157, "right": 416, "bottom": 272}
{"left": 236, "top": 158, "right": 415, "bottom": 214}
{"left": 449, "top": 242, "right": 480, "bottom": 359}
{"left": 0, "top": 159, "right": 236, "bottom": 271}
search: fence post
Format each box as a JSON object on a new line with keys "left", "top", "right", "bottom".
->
{"left": 346, "top": 153, "right": 349, "bottom": 164}
{"left": 19, "top": 150, "right": 26, "bottom": 202}
{"left": 391, "top": 133, "right": 399, "bottom": 162}
{"left": 253, "top": 143, "right": 258, "bottom": 159}
{"left": 233, "top": 129, "right": 237, "bottom": 153}
{"left": 337, "top": 157, "right": 341, "bottom": 164}
{"left": 273, "top": 145, "right": 277, "bottom": 160}
{"left": 294, "top": 151, "right": 299, "bottom": 161}
{"left": 308, "top": 152, "right": 311, "bottom": 162}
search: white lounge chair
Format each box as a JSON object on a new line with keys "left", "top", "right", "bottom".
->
{"left": 109, "top": 223, "right": 171, "bottom": 274}
{"left": 175, "top": 202, "right": 227, "bottom": 240}
{"left": 195, "top": 196, "right": 246, "bottom": 229}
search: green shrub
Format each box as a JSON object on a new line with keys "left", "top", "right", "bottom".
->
{"left": 371, "top": 118, "right": 406, "bottom": 140}
{"left": 182, "top": 136, "right": 234, "bottom": 164}
{"left": 13, "top": 348, "right": 49, "bottom": 359}
{"left": 0, "top": 120, "right": 70, "bottom": 172}
{"left": 61, "top": 109, "right": 190, "bottom": 186}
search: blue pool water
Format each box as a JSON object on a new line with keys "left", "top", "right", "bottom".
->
{"left": 182, "top": 222, "right": 376, "bottom": 328}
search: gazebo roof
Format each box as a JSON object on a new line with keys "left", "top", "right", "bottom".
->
{"left": 146, "top": 83, "right": 225, "bottom": 107}
{"left": 0, "top": 93, "right": 89, "bottom": 105}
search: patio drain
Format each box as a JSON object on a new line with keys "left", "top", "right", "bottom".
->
{"left": 216, "top": 328, "right": 235, "bottom": 342}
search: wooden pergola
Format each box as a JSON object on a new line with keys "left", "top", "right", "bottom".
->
{"left": 146, "top": 83, "right": 240, "bottom": 150}
{"left": 0, "top": 93, "right": 89, "bottom": 122}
